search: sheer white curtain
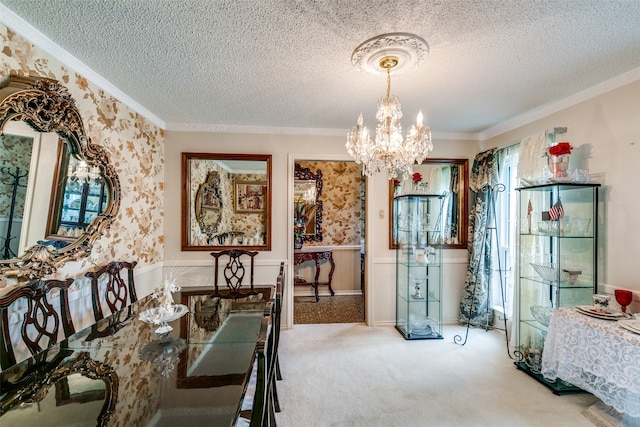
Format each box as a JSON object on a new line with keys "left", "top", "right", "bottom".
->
{"left": 516, "top": 131, "right": 547, "bottom": 181}
{"left": 491, "top": 144, "right": 520, "bottom": 321}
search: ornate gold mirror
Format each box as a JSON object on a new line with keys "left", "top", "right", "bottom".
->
{"left": 0, "top": 76, "right": 120, "bottom": 279}
{"left": 389, "top": 159, "right": 469, "bottom": 249}
{"left": 194, "top": 171, "right": 223, "bottom": 240}
{"left": 182, "top": 153, "right": 272, "bottom": 251}
{"left": 294, "top": 163, "right": 322, "bottom": 242}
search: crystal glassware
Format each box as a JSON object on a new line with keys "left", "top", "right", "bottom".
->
{"left": 412, "top": 278, "right": 425, "bottom": 299}
{"left": 614, "top": 289, "right": 633, "bottom": 313}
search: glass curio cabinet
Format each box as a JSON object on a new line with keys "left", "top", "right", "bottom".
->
{"left": 515, "top": 182, "right": 600, "bottom": 393}
{"left": 395, "top": 193, "right": 445, "bottom": 340}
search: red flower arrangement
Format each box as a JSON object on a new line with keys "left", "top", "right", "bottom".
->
{"left": 393, "top": 179, "right": 401, "bottom": 188}
{"left": 548, "top": 142, "right": 573, "bottom": 156}
{"left": 412, "top": 172, "right": 422, "bottom": 183}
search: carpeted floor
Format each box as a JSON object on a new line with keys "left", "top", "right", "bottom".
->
{"left": 294, "top": 294, "right": 364, "bottom": 324}
{"left": 275, "top": 323, "right": 604, "bottom": 427}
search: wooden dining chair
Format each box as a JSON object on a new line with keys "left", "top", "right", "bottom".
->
{"left": 210, "top": 249, "right": 259, "bottom": 298}
{"left": 236, "top": 302, "right": 277, "bottom": 427}
{"left": 275, "top": 262, "right": 285, "bottom": 381}
{"left": 0, "top": 278, "right": 75, "bottom": 369}
{"left": 271, "top": 262, "right": 285, "bottom": 413}
{"left": 85, "top": 261, "right": 138, "bottom": 321}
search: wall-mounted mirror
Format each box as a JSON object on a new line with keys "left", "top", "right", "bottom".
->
{"left": 294, "top": 163, "right": 322, "bottom": 242}
{"left": 182, "top": 153, "right": 272, "bottom": 251}
{"left": 0, "top": 76, "right": 120, "bottom": 280}
{"left": 389, "top": 159, "right": 469, "bottom": 249}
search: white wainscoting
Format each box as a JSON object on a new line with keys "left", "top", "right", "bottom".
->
{"left": 293, "top": 245, "right": 362, "bottom": 298}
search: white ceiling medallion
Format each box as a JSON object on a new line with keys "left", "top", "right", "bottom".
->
{"left": 351, "top": 32, "right": 429, "bottom": 76}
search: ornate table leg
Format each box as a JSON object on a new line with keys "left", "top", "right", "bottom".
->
{"left": 326, "top": 252, "right": 335, "bottom": 297}
{"left": 313, "top": 257, "right": 321, "bottom": 302}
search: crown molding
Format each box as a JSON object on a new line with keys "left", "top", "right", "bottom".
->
{"left": 480, "top": 66, "right": 640, "bottom": 141}
{"left": 0, "top": 4, "right": 166, "bottom": 129}
{"left": 166, "top": 122, "right": 480, "bottom": 141}
{"left": 432, "top": 131, "right": 481, "bottom": 141}
{"left": 166, "top": 122, "right": 349, "bottom": 136}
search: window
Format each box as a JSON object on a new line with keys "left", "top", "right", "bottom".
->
{"left": 491, "top": 144, "right": 520, "bottom": 319}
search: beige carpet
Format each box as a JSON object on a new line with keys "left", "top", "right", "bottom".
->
{"left": 275, "top": 323, "right": 605, "bottom": 427}
{"left": 294, "top": 295, "right": 364, "bottom": 324}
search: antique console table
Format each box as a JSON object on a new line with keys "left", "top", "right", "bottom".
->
{"left": 294, "top": 248, "right": 335, "bottom": 302}
{"left": 541, "top": 307, "right": 640, "bottom": 419}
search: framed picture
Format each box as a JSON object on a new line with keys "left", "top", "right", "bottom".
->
{"left": 234, "top": 181, "right": 266, "bottom": 213}
{"left": 200, "top": 187, "right": 221, "bottom": 210}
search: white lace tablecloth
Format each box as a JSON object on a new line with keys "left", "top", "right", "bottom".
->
{"left": 541, "top": 307, "right": 640, "bottom": 417}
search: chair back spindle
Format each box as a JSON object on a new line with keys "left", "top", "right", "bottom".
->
{"left": 85, "top": 261, "right": 138, "bottom": 321}
{"left": 210, "top": 249, "right": 258, "bottom": 298}
{"left": 0, "top": 278, "right": 75, "bottom": 369}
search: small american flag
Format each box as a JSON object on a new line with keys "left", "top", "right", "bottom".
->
{"left": 548, "top": 198, "right": 564, "bottom": 221}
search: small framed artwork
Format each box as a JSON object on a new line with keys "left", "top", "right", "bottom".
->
{"left": 234, "top": 181, "right": 266, "bottom": 213}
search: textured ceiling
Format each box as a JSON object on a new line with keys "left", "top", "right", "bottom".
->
{"left": 1, "top": 0, "right": 640, "bottom": 139}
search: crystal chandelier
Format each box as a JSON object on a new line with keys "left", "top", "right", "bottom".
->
{"left": 346, "top": 34, "right": 433, "bottom": 180}
{"left": 67, "top": 159, "right": 101, "bottom": 183}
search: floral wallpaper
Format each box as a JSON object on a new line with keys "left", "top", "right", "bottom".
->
{"left": 0, "top": 134, "right": 32, "bottom": 218}
{"left": 296, "top": 161, "right": 362, "bottom": 246}
{"left": 0, "top": 24, "right": 164, "bottom": 286}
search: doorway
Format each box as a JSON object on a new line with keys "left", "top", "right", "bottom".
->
{"left": 291, "top": 158, "right": 365, "bottom": 325}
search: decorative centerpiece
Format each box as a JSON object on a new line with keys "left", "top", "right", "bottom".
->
{"left": 547, "top": 142, "right": 573, "bottom": 178}
{"left": 139, "top": 278, "right": 188, "bottom": 336}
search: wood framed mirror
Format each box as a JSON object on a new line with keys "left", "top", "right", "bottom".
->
{"left": 294, "top": 163, "right": 322, "bottom": 242}
{"left": 0, "top": 76, "right": 120, "bottom": 280}
{"left": 389, "top": 159, "right": 469, "bottom": 249}
{"left": 181, "top": 153, "right": 272, "bottom": 251}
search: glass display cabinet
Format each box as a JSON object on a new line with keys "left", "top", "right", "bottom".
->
{"left": 58, "top": 179, "right": 108, "bottom": 234}
{"left": 395, "top": 193, "right": 444, "bottom": 340}
{"left": 515, "top": 182, "right": 600, "bottom": 393}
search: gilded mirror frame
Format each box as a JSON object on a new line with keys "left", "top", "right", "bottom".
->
{"left": 389, "top": 158, "right": 469, "bottom": 249}
{"left": 181, "top": 152, "right": 272, "bottom": 251}
{"left": 0, "top": 76, "right": 120, "bottom": 279}
{"left": 294, "top": 163, "right": 323, "bottom": 242}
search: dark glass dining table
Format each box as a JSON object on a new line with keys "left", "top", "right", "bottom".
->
{"left": 0, "top": 286, "right": 273, "bottom": 427}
